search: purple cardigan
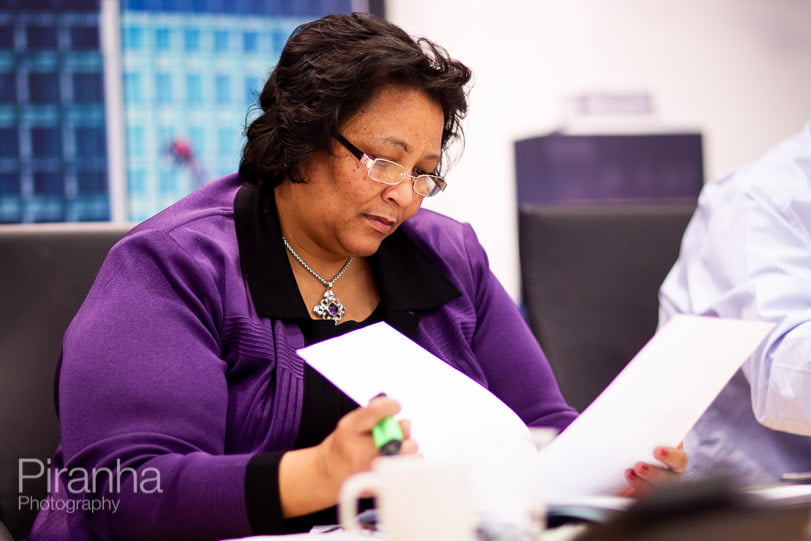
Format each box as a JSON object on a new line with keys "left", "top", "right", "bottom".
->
{"left": 29, "top": 173, "right": 576, "bottom": 541}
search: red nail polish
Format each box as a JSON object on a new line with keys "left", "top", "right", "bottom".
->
{"left": 657, "top": 448, "right": 668, "bottom": 460}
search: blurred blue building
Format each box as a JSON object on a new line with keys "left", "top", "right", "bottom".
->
{"left": 0, "top": 0, "right": 354, "bottom": 223}
{"left": 120, "top": 0, "right": 352, "bottom": 220}
{"left": 0, "top": 0, "right": 109, "bottom": 222}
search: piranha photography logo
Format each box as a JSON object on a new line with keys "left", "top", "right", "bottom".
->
{"left": 18, "top": 458, "right": 162, "bottom": 514}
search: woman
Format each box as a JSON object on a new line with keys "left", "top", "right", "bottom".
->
{"left": 29, "top": 13, "right": 684, "bottom": 541}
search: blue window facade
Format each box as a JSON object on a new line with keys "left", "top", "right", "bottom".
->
{"left": 186, "top": 74, "right": 202, "bottom": 105}
{"left": 184, "top": 28, "right": 200, "bottom": 52}
{"left": 189, "top": 126, "right": 204, "bottom": 157}
{"left": 72, "top": 72, "right": 104, "bottom": 103}
{"left": 0, "top": 24, "right": 13, "bottom": 49}
{"left": 213, "top": 30, "right": 229, "bottom": 52}
{"left": 244, "top": 76, "right": 259, "bottom": 106}
{"left": 2, "top": 0, "right": 355, "bottom": 223}
{"left": 70, "top": 25, "right": 99, "bottom": 49}
{"left": 215, "top": 74, "right": 230, "bottom": 105}
{"left": 0, "top": 173, "right": 20, "bottom": 195}
{"left": 33, "top": 171, "right": 63, "bottom": 195}
{"left": 124, "top": 26, "right": 143, "bottom": 50}
{"left": 31, "top": 127, "right": 62, "bottom": 158}
{"left": 118, "top": 5, "right": 353, "bottom": 221}
{"left": 123, "top": 72, "right": 142, "bottom": 103}
{"left": 75, "top": 126, "right": 106, "bottom": 156}
{"left": 0, "top": 73, "right": 15, "bottom": 103}
{"left": 217, "top": 128, "right": 235, "bottom": 157}
{"left": 0, "top": 4, "right": 110, "bottom": 222}
{"left": 28, "top": 72, "right": 60, "bottom": 104}
{"left": 155, "top": 73, "right": 172, "bottom": 104}
{"left": 77, "top": 170, "right": 106, "bottom": 194}
{"left": 32, "top": 171, "right": 66, "bottom": 222}
{"left": 26, "top": 25, "right": 59, "bottom": 49}
{"left": 243, "top": 31, "right": 258, "bottom": 52}
{"left": 127, "top": 125, "right": 145, "bottom": 157}
{"left": 0, "top": 128, "right": 18, "bottom": 157}
{"left": 155, "top": 27, "right": 170, "bottom": 50}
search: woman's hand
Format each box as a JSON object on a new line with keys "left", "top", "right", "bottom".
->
{"left": 618, "top": 443, "right": 688, "bottom": 498}
{"left": 278, "top": 395, "right": 417, "bottom": 518}
{"left": 316, "top": 395, "right": 417, "bottom": 485}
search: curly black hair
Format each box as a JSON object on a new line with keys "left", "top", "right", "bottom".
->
{"left": 238, "top": 12, "right": 471, "bottom": 187}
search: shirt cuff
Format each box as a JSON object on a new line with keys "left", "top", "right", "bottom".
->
{"left": 245, "top": 451, "right": 287, "bottom": 534}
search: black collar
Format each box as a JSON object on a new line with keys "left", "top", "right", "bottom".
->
{"left": 234, "top": 182, "right": 460, "bottom": 330}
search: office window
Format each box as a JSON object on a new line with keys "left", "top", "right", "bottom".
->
{"left": 0, "top": 173, "right": 21, "bottom": 221}
{"left": 158, "top": 126, "right": 173, "bottom": 151}
{"left": 26, "top": 25, "right": 58, "bottom": 50}
{"left": 128, "top": 169, "right": 146, "bottom": 194}
{"left": 244, "top": 76, "right": 259, "bottom": 106}
{"left": 243, "top": 31, "right": 258, "bottom": 52}
{"left": 0, "top": 128, "right": 18, "bottom": 157}
{"left": 70, "top": 25, "right": 99, "bottom": 50}
{"left": 271, "top": 28, "right": 288, "bottom": 53}
{"left": 155, "top": 28, "right": 170, "bottom": 51}
{"left": 189, "top": 127, "right": 204, "bottom": 157}
{"left": 72, "top": 72, "right": 104, "bottom": 103}
{"left": 0, "top": 25, "right": 13, "bottom": 49}
{"left": 218, "top": 128, "right": 235, "bottom": 157}
{"left": 155, "top": 73, "right": 172, "bottom": 104}
{"left": 31, "top": 128, "right": 62, "bottom": 158}
{"left": 28, "top": 72, "right": 60, "bottom": 104}
{"left": 124, "top": 26, "right": 143, "bottom": 50}
{"left": 213, "top": 31, "right": 229, "bottom": 53}
{"left": 159, "top": 168, "right": 175, "bottom": 194}
{"left": 126, "top": 125, "right": 145, "bottom": 157}
{"left": 186, "top": 74, "right": 202, "bottom": 105}
{"left": 77, "top": 171, "right": 106, "bottom": 194}
{"left": 0, "top": 73, "right": 15, "bottom": 103}
{"left": 33, "top": 171, "right": 63, "bottom": 195}
{"left": 123, "top": 72, "right": 142, "bottom": 103}
{"left": 184, "top": 28, "right": 200, "bottom": 52}
{"left": 75, "top": 127, "right": 106, "bottom": 157}
{"left": 0, "top": 173, "right": 20, "bottom": 195}
{"left": 215, "top": 75, "right": 230, "bottom": 105}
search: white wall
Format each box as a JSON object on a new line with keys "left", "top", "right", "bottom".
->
{"left": 386, "top": 0, "right": 811, "bottom": 300}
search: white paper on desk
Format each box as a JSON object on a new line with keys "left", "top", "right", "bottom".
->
{"left": 297, "top": 322, "right": 531, "bottom": 459}
{"left": 538, "top": 314, "right": 775, "bottom": 498}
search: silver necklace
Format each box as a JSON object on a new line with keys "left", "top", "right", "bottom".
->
{"left": 282, "top": 236, "right": 353, "bottom": 324}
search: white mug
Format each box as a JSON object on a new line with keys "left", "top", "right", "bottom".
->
{"left": 449, "top": 428, "right": 555, "bottom": 541}
{"left": 339, "top": 455, "right": 477, "bottom": 541}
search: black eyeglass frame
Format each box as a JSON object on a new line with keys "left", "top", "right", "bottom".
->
{"left": 334, "top": 133, "right": 447, "bottom": 197}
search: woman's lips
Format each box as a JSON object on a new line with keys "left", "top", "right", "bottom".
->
{"left": 365, "top": 214, "right": 396, "bottom": 234}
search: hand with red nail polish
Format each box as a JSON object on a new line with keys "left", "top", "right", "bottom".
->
{"left": 618, "top": 442, "right": 687, "bottom": 498}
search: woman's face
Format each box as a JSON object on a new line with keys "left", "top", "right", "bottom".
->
{"left": 280, "top": 85, "right": 445, "bottom": 259}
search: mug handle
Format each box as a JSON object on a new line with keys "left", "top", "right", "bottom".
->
{"left": 339, "top": 471, "right": 380, "bottom": 534}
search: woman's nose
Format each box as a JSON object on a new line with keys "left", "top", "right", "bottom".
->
{"left": 383, "top": 177, "right": 417, "bottom": 206}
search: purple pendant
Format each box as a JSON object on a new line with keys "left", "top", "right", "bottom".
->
{"left": 313, "top": 289, "right": 346, "bottom": 324}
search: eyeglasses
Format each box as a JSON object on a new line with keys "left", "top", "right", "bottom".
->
{"left": 334, "top": 133, "right": 447, "bottom": 198}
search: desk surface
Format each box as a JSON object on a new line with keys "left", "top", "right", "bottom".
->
{"left": 224, "top": 485, "right": 811, "bottom": 541}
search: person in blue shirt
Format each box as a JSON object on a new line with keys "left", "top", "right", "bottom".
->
{"left": 659, "top": 122, "right": 811, "bottom": 485}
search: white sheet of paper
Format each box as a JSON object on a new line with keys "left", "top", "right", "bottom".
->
{"left": 297, "top": 322, "right": 531, "bottom": 459}
{"left": 538, "top": 314, "right": 775, "bottom": 498}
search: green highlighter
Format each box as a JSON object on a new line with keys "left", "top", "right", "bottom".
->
{"left": 371, "top": 392, "right": 404, "bottom": 455}
{"left": 372, "top": 416, "right": 403, "bottom": 455}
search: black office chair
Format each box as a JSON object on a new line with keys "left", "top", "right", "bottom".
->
{"left": 518, "top": 202, "right": 694, "bottom": 412}
{"left": 0, "top": 223, "right": 131, "bottom": 540}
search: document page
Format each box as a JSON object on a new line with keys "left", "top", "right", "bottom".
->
{"left": 538, "top": 315, "right": 774, "bottom": 498}
{"left": 297, "top": 322, "right": 531, "bottom": 460}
